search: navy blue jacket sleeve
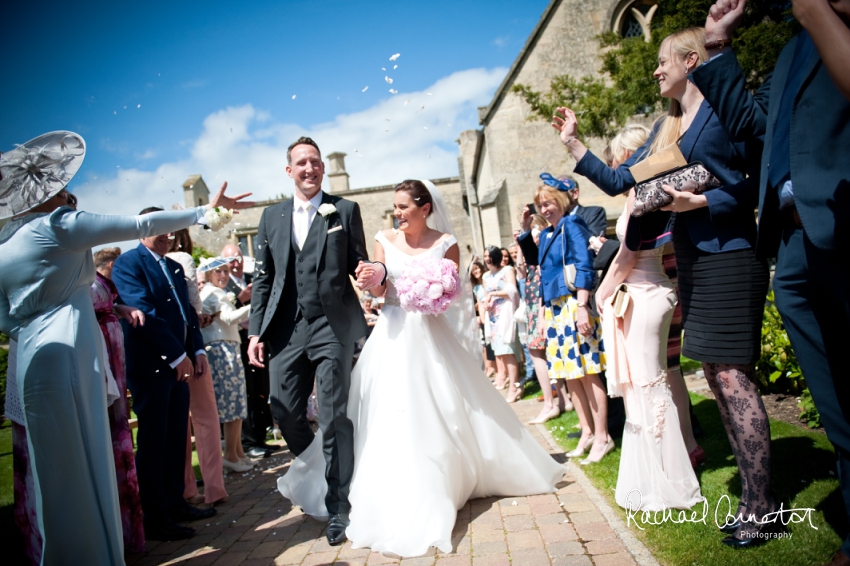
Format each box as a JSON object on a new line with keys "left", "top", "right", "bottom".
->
{"left": 112, "top": 252, "right": 187, "bottom": 366}
{"left": 565, "top": 216, "right": 596, "bottom": 291}
{"left": 705, "top": 176, "right": 760, "bottom": 221}
{"left": 516, "top": 231, "right": 539, "bottom": 266}
{"left": 690, "top": 52, "right": 771, "bottom": 141}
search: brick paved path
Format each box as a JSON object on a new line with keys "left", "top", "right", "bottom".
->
{"left": 127, "top": 398, "right": 655, "bottom": 566}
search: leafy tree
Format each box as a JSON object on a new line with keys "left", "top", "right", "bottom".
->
{"left": 512, "top": 0, "right": 799, "bottom": 139}
{"left": 192, "top": 245, "right": 215, "bottom": 265}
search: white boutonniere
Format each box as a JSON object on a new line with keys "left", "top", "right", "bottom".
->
{"left": 317, "top": 203, "right": 337, "bottom": 218}
{"left": 204, "top": 206, "right": 234, "bottom": 232}
{"left": 225, "top": 291, "right": 237, "bottom": 306}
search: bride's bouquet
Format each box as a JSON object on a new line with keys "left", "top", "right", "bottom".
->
{"left": 396, "top": 257, "right": 460, "bottom": 315}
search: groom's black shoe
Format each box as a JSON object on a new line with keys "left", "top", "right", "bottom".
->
{"left": 171, "top": 504, "right": 216, "bottom": 523}
{"left": 326, "top": 513, "right": 350, "bottom": 546}
{"left": 245, "top": 446, "right": 274, "bottom": 459}
{"left": 145, "top": 519, "right": 196, "bottom": 541}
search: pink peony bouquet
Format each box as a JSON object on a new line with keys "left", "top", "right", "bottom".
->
{"left": 395, "top": 257, "right": 461, "bottom": 315}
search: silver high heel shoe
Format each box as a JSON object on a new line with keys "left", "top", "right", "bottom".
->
{"left": 565, "top": 434, "right": 594, "bottom": 458}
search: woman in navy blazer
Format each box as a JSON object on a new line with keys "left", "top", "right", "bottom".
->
{"left": 517, "top": 184, "right": 612, "bottom": 465}
{"left": 553, "top": 28, "right": 775, "bottom": 546}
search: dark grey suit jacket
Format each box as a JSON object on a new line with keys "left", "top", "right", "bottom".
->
{"left": 248, "top": 192, "right": 370, "bottom": 345}
{"left": 574, "top": 205, "right": 608, "bottom": 238}
{"left": 691, "top": 40, "right": 850, "bottom": 255}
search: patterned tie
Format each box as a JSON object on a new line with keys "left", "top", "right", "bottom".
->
{"left": 298, "top": 201, "right": 313, "bottom": 250}
{"left": 158, "top": 257, "right": 188, "bottom": 326}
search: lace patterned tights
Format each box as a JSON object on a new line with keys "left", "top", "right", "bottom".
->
{"left": 703, "top": 363, "right": 775, "bottom": 538}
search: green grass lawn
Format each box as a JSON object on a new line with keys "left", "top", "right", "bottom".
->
{"left": 547, "top": 392, "right": 847, "bottom": 566}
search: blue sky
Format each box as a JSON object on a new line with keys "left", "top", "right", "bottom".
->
{"left": 2, "top": 0, "right": 550, "bottom": 216}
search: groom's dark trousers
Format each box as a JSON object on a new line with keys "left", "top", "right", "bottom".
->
{"left": 250, "top": 192, "right": 370, "bottom": 515}
{"left": 692, "top": 35, "right": 850, "bottom": 556}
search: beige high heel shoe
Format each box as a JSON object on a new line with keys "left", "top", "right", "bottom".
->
{"left": 580, "top": 439, "right": 615, "bottom": 465}
{"left": 528, "top": 406, "right": 561, "bottom": 425}
{"left": 565, "top": 434, "right": 594, "bottom": 458}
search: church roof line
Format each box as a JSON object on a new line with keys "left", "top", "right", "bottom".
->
{"left": 477, "top": 0, "right": 562, "bottom": 126}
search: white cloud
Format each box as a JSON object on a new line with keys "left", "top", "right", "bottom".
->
{"left": 75, "top": 67, "right": 506, "bottom": 249}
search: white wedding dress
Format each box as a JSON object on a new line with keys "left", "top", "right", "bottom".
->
{"left": 278, "top": 230, "right": 566, "bottom": 557}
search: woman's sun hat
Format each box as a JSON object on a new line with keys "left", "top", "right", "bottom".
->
{"left": 0, "top": 131, "right": 86, "bottom": 220}
{"left": 198, "top": 256, "right": 232, "bottom": 273}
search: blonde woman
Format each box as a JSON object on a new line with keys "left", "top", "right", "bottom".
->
{"left": 555, "top": 28, "right": 774, "bottom": 546}
{"left": 517, "top": 185, "right": 610, "bottom": 464}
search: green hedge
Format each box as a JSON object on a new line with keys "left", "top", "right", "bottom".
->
{"left": 755, "top": 291, "right": 820, "bottom": 428}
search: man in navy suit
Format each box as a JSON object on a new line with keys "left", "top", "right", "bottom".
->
{"left": 112, "top": 207, "right": 217, "bottom": 541}
{"left": 693, "top": 0, "right": 850, "bottom": 559}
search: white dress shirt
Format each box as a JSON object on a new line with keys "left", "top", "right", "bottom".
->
{"left": 292, "top": 191, "right": 324, "bottom": 249}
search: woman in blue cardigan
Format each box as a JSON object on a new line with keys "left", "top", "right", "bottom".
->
{"left": 552, "top": 28, "right": 774, "bottom": 547}
{"left": 517, "top": 185, "right": 611, "bottom": 465}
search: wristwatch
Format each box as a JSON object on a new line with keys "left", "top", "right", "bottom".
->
{"left": 576, "top": 301, "right": 587, "bottom": 308}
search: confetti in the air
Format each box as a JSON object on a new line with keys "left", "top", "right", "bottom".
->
{"left": 137, "top": 104, "right": 141, "bottom": 108}
{"left": 393, "top": 64, "right": 398, "bottom": 69}
{"left": 389, "top": 89, "right": 398, "bottom": 94}
{"left": 427, "top": 92, "right": 433, "bottom": 96}
{"left": 404, "top": 100, "right": 410, "bottom": 106}
{"left": 362, "top": 86, "right": 369, "bottom": 92}
{"left": 384, "top": 76, "right": 393, "bottom": 84}
{"left": 389, "top": 53, "right": 400, "bottom": 61}
{"left": 292, "top": 95, "right": 297, "bottom": 99}
{"left": 381, "top": 67, "right": 386, "bottom": 71}
{"left": 423, "top": 126, "right": 428, "bottom": 130}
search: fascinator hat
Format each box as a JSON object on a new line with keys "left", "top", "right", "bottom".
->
{"left": 539, "top": 172, "right": 577, "bottom": 192}
{"left": 0, "top": 131, "right": 86, "bottom": 220}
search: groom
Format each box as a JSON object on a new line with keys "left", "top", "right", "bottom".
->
{"left": 247, "top": 137, "right": 384, "bottom": 545}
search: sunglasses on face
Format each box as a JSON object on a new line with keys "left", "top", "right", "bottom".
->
{"left": 539, "top": 172, "right": 576, "bottom": 192}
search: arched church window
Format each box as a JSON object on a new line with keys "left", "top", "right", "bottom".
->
{"left": 612, "top": 0, "right": 657, "bottom": 42}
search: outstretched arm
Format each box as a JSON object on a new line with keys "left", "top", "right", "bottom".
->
{"left": 694, "top": 0, "right": 771, "bottom": 140}
{"left": 795, "top": 0, "right": 850, "bottom": 101}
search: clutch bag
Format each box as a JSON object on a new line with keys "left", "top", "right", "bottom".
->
{"left": 612, "top": 284, "right": 630, "bottom": 319}
{"left": 631, "top": 162, "right": 722, "bottom": 217}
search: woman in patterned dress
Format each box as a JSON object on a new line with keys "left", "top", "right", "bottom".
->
{"left": 200, "top": 259, "right": 254, "bottom": 473}
{"left": 516, "top": 184, "right": 611, "bottom": 465}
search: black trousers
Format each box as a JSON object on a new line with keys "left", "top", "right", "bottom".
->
{"left": 127, "top": 372, "right": 189, "bottom": 525}
{"left": 774, "top": 225, "right": 850, "bottom": 555}
{"left": 268, "top": 314, "right": 355, "bottom": 515}
{"left": 239, "top": 329, "right": 273, "bottom": 448}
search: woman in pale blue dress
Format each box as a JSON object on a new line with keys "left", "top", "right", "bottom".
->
{"left": 0, "top": 131, "right": 251, "bottom": 565}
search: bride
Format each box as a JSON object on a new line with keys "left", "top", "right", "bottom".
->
{"left": 278, "top": 179, "right": 566, "bottom": 557}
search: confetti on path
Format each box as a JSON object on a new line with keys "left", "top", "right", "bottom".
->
{"left": 120, "top": 385, "right": 643, "bottom": 566}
